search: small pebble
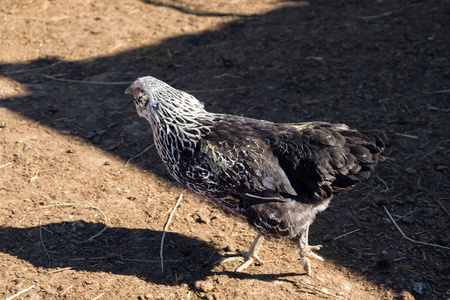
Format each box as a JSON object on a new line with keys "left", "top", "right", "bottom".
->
{"left": 412, "top": 282, "right": 424, "bottom": 294}
{"left": 438, "top": 238, "right": 449, "bottom": 246}
{"left": 426, "top": 103, "right": 438, "bottom": 111}
{"left": 401, "top": 216, "right": 414, "bottom": 224}
{"left": 195, "top": 209, "right": 210, "bottom": 224}
{"left": 223, "top": 245, "right": 236, "bottom": 253}
{"left": 339, "top": 282, "right": 351, "bottom": 291}
{"left": 195, "top": 280, "right": 214, "bottom": 292}
{"left": 144, "top": 293, "right": 154, "bottom": 300}
{"left": 358, "top": 215, "right": 371, "bottom": 221}
{"left": 71, "top": 220, "right": 85, "bottom": 231}
{"left": 11, "top": 209, "right": 22, "bottom": 215}
{"left": 374, "top": 198, "right": 387, "bottom": 206}
{"left": 405, "top": 196, "right": 416, "bottom": 203}
{"left": 435, "top": 165, "right": 447, "bottom": 172}
{"left": 405, "top": 167, "right": 417, "bottom": 174}
{"left": 322, "top": 234, "right": 333, "bottom": 242}
{"left": 222, "top": 59, "right": 233, "bottom": 68}
{"left": 299, "top": 278, "right": 311, "bottom": 284}
{"left": 85, "top": 131, "right": 95, "bottom": 138}
{"left": 399, "top": 290, "right": 415, "bottom": 300}
{"left": 315, "top": 275, "right": 327, "bottom": 284}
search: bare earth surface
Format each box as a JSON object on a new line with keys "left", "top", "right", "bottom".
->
{"left": 1, "top": 0, "right": 449, "bottom": 299}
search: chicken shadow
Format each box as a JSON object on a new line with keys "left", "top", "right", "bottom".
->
{"left": 0, "top": 0, "right": 448, "bottom": 296}
{"left": 0, "top": 221, "right": 309, "bottom": 286}
{"left": 1, "top": 222, "right": 206, "bottom": 284}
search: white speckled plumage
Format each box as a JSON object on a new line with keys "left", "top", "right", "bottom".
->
{"left": 126, "top": 76, "right": 385, "bottom": 275}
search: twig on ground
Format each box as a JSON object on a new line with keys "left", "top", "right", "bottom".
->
{"left": 39, "top": 219, "right": 51, "bottom": 265}
{"left": 186, "top": 87, "right": 246, "bottom": 93}
{"left": 393, "top": 208, "right": 418, "bottom": 221}
{"left": 29, "top": 170, "right": 39, "bottom": 182}
{"left": 213, "top": 73, "right": 243, "bottom": 79}
{"left": 121, "top": 258, "right": 181, "bottom": 263}
{"left": 297, "top": 279, "right": 348, "bottom": 299}
{"left": 161, "top": 193, "right": 184, "bottom": 273}
{"left": 124, "top": 143, "right": 154, "bottom": 167}
{"left": 427, "top": 89, "right": 450, "bottom": 94}
{"left": 434, "top": 198, "right": 449, "bottom": 216}
{"left": 5, "top": 285, "right": 36, "bottom": 300}
{"left": 43, "top": 74, "right": 132, "bottom": 85}
{"left": 35, "top": 201, "right": 108, "bottom": 242}
{"left": 332, "top": 229, "right": 360, "bottom": 241}
{"left": 49, "top": 267, "right": 73, "bottom": 274}
{"left": 91, "top": 293, "right": 104, "bottom": 300}
{"left": 376, "top": 175, "right": 389, "bottom": 192}
{"left": 0, "top": 162, "right": 12, "bottom": 169}
{"left": 350, "top": 7, "right": 406, "bottom": 20}
{"left": 61, "top": 285, "right": 73, "bottom": 296}
{"left": 395, "top": 132, "right": 418, "bottom": 139}
{"left": 0, "top": 187, "right": 19, "bottom": 192}
{"left": 79, "top": 200, "right": 109, "bottom": 243}
{"left": 4, "top": 61, "right": 61, "bottom": 74}
{"left": 383, "top": 206, "right": 450, "bottom": 250}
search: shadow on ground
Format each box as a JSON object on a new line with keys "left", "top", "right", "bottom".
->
{"left": 1, "top": 221, "right": 308, "bottom": 287}
{"left": 1, "top": 222, "right": 212, "bottom": 285}
{"left": 1, "top": 1, "right": 449, "bottom": 298}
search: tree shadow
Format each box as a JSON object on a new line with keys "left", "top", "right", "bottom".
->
{"left": 0, "top": 0, "right": 448, "bottom": 298}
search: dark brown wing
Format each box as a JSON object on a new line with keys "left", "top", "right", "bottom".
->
{"left": 269, "top": 122, "right": 385, "bottom": 201}
{"left": 186, "top": 115, "right": 384, "bottom": 205}
{"left": 189, "top": 115, "right": 297, "bottom": 200}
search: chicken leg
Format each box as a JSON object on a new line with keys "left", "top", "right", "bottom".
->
{"left": 217, "top": 233, "right": 265, "bottom": 272}
{"left": 297, "top": 223, "right": 323, "bottom": 276}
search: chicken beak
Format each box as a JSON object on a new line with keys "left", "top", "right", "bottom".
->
{"left": 125, "top": 86, "right": 135, "bottom": 96}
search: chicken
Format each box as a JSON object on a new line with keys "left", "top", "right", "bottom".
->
{"left": 126, "top": 76, "right": 385, "bottom": 275}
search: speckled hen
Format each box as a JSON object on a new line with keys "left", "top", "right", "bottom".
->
{"left": 126, "top": 76, "right": 385, "bottom": 275}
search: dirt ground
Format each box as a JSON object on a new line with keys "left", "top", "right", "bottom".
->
{"left": 1, "top": 0, "right": 449, "bottom": 299}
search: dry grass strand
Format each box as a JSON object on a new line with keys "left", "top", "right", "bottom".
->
{"left": 35, "top": 201, "right": 108, "bottom": 243}
{"left": 383, "top": 206, "right": 450, "bottom": 250}
{"left": 124, "top": 143, "right": 154, "bottom": 167}
{"left": 161, "top": 193, "right": 184, "bottom": 273}
{"left": 5, "top": 285, "right": 36, "bottom": 300}
{"left": 39, "top": 219, "right": 51, "bottom": 266}
{"left": 0, "top": 162, "right": 12, "bottom": 169}
{"left": 332, "top": 229, "right": 360, "bottom": 241}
